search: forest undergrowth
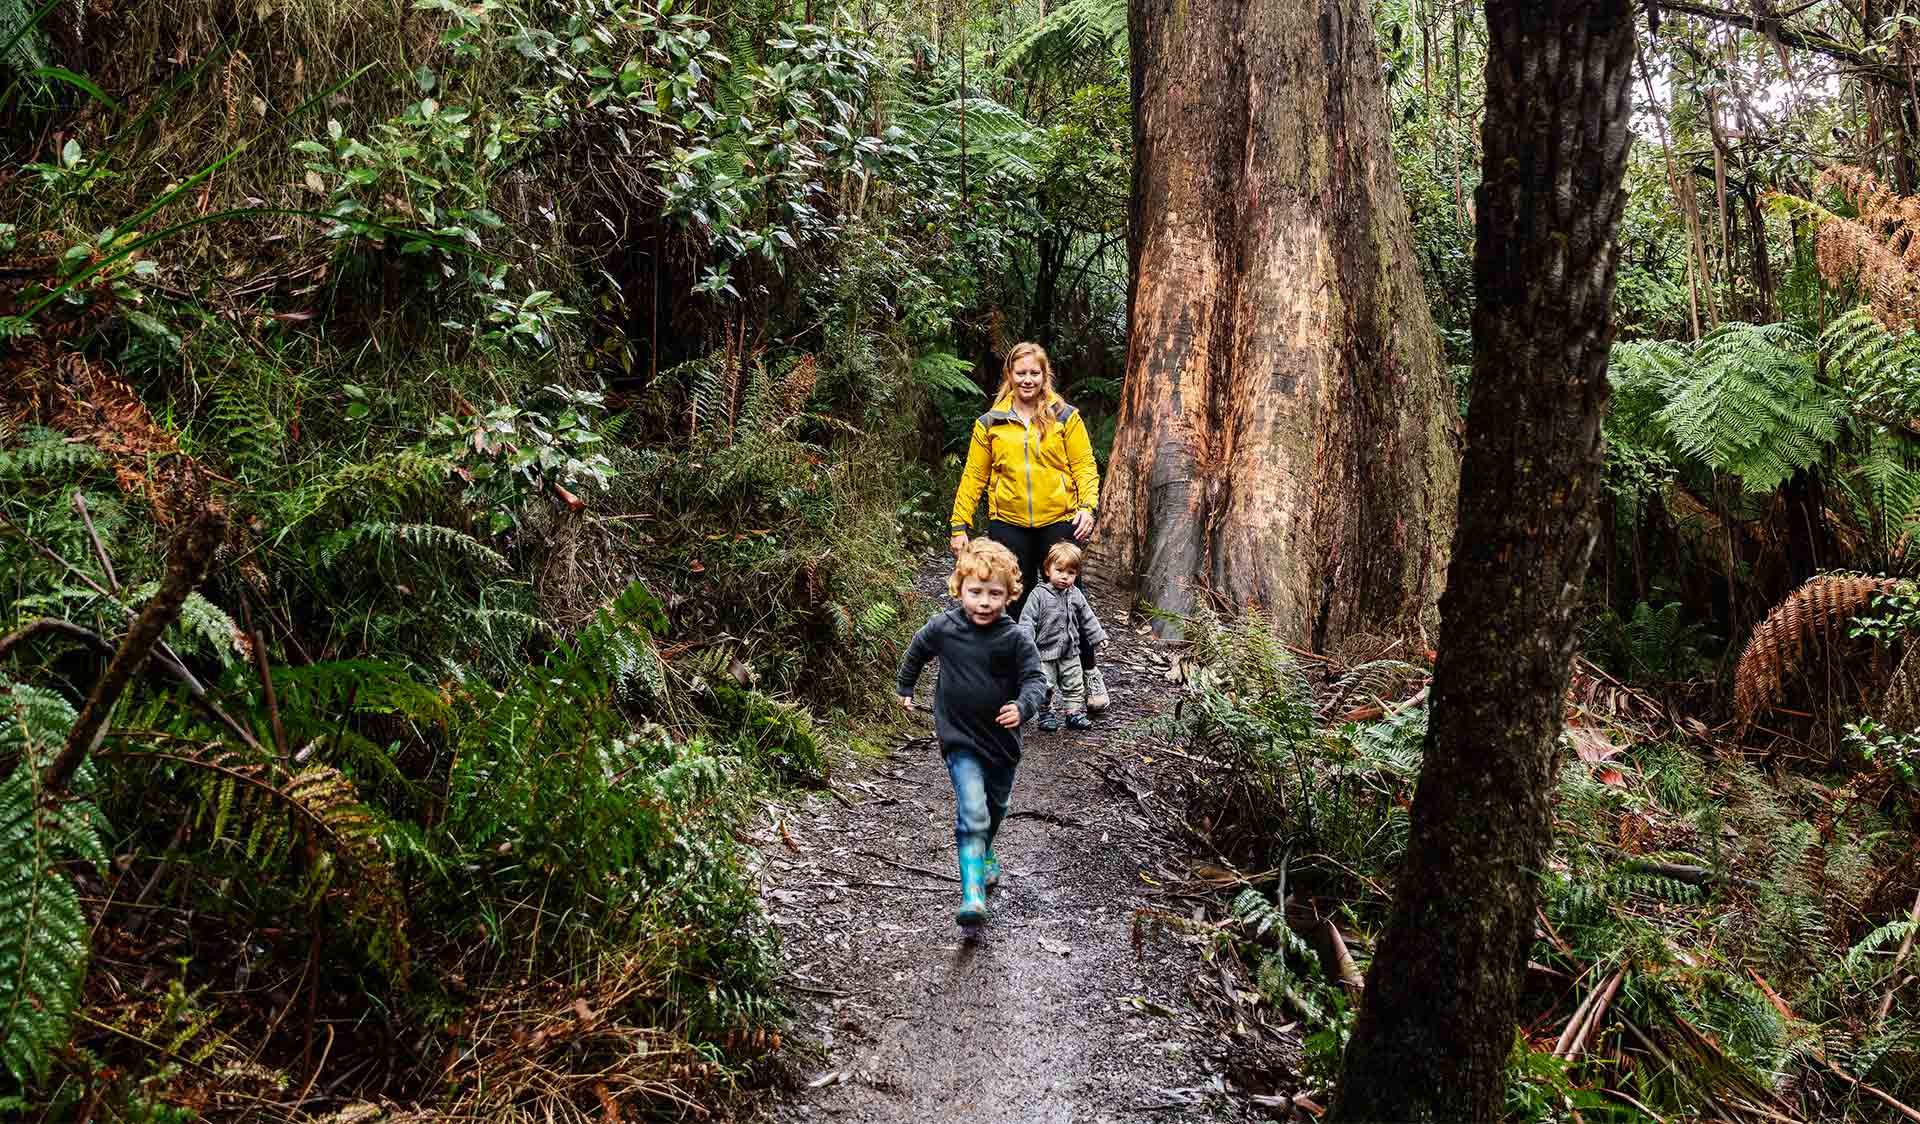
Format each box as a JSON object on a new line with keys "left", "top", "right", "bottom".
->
{"left": 1154, "top": 605, "right": 1920, "bottom": 1123}
{"left": 0, "top": 0, "right": 1067, "bottom": 1115}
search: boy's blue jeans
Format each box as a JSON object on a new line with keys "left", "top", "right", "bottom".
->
{"left": 945, "top": 748, "right": 1016, "bottom": 852}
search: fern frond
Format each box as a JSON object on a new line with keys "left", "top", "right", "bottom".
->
{"left": 996, "top": 0, "right": 1127, "bottom": 74}
{"left": 0, "top": 427, "right": 102, "bottom": 481}
{"left": 1735, "top": 574, "right": 1906, "bottom": 722}
{"left": 137, "top": 744, "right": 410, "bottom": 972}
{"left": 318, "top": 521, "right": 509, "bottom": 573}
{"left": 0, "top": 681, "right": 104, "bottom": 1084}
{"left": 1656, "top": 322, "right": 1840, "bottom": 491}
{"left": 911, "top": 350, "right": 981, "bottom": 398}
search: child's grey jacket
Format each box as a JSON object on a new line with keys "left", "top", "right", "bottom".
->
{"left": 1017, "top": 583, "right": 1107, "bottom": 661}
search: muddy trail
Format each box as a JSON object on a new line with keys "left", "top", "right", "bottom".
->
{"left": 749, "top": 557, "right": 1296, "bottom": 1123}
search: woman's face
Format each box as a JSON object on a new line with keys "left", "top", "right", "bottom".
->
{"left": 1011, "top": 353, "right": 1047, "bottom": 405}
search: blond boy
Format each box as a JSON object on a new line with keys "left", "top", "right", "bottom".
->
{"left": 896, "top": 540, "right": 1049, "bottom": 927}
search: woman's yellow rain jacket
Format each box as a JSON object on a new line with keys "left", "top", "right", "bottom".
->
{"left": 949, "top": 391, "right": 1101, "bottom": 531}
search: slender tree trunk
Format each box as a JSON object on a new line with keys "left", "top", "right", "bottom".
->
{"left": 1328, "top": 3, "right": 1637, "bottom": 1119}
{"left": 1097, "top": 0, "right": 1459, "bottom": 649}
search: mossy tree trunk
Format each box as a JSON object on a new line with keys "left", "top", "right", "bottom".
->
{"left": 1094, "top": 0, "right": 1459, "bottom": 649}
{"left": 1329, "top": 2, "right": 1637, "bottom": 1118}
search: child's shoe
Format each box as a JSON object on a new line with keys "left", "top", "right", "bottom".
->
{"left": 1085, "top": 666, "right": 1109, "bottom": 714}
{"left": 1065, "top": 712, "right": 1093, "bottom": 731}
{"left": 955, "top": 838, "right": 989, "bottom": 927}
{"left": 984, "top": 850, "right": 1001, "bottom": 889}
{"left": 1038, "top": 712, "right": 1060, "bottom": 732}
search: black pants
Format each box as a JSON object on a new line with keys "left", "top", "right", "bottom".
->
{"left": 988, "top": 518, "right": 1078, "bottom": 623}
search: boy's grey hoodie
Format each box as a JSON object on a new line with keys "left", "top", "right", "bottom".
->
{"left": 1017, "top": 583, "right": 1107, "bottom": 661}
{"left": 896, "top": 608, "right": 1048, "bottom": 769}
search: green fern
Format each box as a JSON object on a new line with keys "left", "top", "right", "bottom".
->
{"left": 997, "top": 0, "right": 1127, "bottom": 75}
{"left": 1826, "top": 304, "right": 1920, "bottom": 424}
{"left": 857, "top": 599, "right": 898, "bottom": 635}
{"left": 910, "top": 350, "right": 981, "bottom": 398}
{"left": 0, "top": 427, "right": 103, "bottom": 481}
{"left": 317, "top": 521, "right": 509, "bottom": 573}
{"left": 206, "top": 378, "right": 284, "bottom": 488}
{"left": 1659, "top": 323, "right": 1842, "bottom": 491}
{"left": 0, "top": 681, "right": 107, "bottom": 1085}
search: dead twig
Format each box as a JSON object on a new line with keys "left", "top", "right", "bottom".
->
{"left": 45, "top": 512, "right": 225, "bottom": 793}
{"left": 72, "top": 489, "right": 118, "bottom": 593}
{"left": 1874, "top": 886, "right": 1920, "bottom": 1027}
{"left": 855, "top": 850, "right": 959, "bottom": 883}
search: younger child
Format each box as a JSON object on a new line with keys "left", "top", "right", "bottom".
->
{"left": 896, "top": 540, "right": 1048, "bottom": 927}
{"left": 1017, "top": 541, "right": 1107, "bottom": 731}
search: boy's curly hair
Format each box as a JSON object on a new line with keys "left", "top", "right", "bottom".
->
{"left": 948, "top": 539, "right": 1023, "bottom": 599}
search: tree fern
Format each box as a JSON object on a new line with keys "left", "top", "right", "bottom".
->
{"left": 910, "top": 349, "right": 981, "bottom": 398}
{"left": 0, "top": 681, "right": 107, "bottom": 1084}
{"left": 1654, "top": 322, "right": 1843, "bottom": 492}
{"left": 996, "top": 0, "right": 1127, "bottom": 75}
{"left": 1824, "top": 305, "right": 1920, "bottom": 425}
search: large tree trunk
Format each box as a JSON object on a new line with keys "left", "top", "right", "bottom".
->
{"left": 1093, "top": 0, "right": 1459, "bottom": 649}
{"left": 1329, "top": 2, "right": 1637, "bottom": 1119}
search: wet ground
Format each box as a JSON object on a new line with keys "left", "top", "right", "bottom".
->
{"left": 747, "top": 559, "right": 1286, "bottom": 1123}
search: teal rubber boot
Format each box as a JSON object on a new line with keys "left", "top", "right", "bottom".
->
{"left": 984, "top": 849, "right": 1001, "bottom": 890}
{"left": 955, "top": 836, "right": 989, "bottom": 927}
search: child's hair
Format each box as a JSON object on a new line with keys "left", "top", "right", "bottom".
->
{"left": 948, "top": 539, "right": 1023, "bottom": 599}
{"left": 1044, "top": 540, "right": 1083, "bottom": 574}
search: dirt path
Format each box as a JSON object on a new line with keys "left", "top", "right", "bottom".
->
{"left": 752, "top": 558, "right": 1265, "bottom": 1124}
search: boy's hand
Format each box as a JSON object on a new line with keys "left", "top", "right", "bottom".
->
{"left": 996, "top": 702, "right": 1022, "bottom": 728}
{"left": 899, "top": 695, "right": 914, "bottom": 711}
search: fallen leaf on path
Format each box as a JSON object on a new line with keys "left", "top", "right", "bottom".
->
{"left": 806, "top": 1070, "right": 847, "bottom": 1088}
{"left": 1567, "top": 727, "right": 1620, "bottom": 762}
{"left": 1038, "top": 937, "right": 1071, "bottom": 956}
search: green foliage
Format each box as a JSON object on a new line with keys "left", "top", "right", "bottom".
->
{"left": 1610, "top": 322, "right": 1843, "bottom": 492}
{"left": 1588, "top": 599, "right": 1715, "bottom": 684}
{"left": 0, "top": 681, "right": 106, "bottom": 1085}
{"left": 997, "top": 0, "right": 1128, "bottom": 75}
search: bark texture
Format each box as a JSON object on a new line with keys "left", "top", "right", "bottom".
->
{"left": 1329, "top": 3, "right": 1637, "bottom": 1119}
{"left": 1095, "top": 0, "right": 1459, "bottom": 648}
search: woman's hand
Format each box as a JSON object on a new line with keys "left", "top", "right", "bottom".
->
{"left": 949, "top": 531, "right": 969, "bottom": 555}
{"left": 1071, "top": 509, "right": 1095, "bottom": 540}
{"left": 996, "top": 703, "right": 1022, "bottom": 728}
{"left": 899, "top": 695, "right": 914, "bottom": 711}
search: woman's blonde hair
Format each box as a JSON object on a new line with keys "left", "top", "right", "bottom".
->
{"left": 948, "top": 539, "right": 1023, "bottom": 600}
{"left": 996, "top": 341, "right": 1059, "bottom": 438}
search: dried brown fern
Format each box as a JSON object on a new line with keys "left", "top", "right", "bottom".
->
{"left": 1734, "top": 574, "right": 1906, "bottom": 724}
{"left": 780, "top": 353, "right": 818, "bottom": 417}
{"left": 1811, "top": 166, "right": 1920, "bottom": 330}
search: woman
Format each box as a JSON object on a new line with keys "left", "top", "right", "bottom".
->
{"left": 948, "top": 341, "right": 1101, "bottom": 622}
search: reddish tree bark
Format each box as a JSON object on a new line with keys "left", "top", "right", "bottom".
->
{"left": 1095, "top": 0, "right": 1459, "bottom": 649}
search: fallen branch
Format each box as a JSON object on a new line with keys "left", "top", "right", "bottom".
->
{"left": 1557, "top": 967, "right": 1624, "bottom": 1060}
{"left": 1626, "top": 858, "right": 1763, "bottom": 892}
{"left": 44, "top": 511, "right": 225, "bottom": 793}
{"left": 0, "top": 617, "right": 111, "bottom": 663}
{"left": 1874, "top": 886, "right": 1920, "bottom": 1028}
{"left": 856, "top": 850, "right": 959, "bottom": 884}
